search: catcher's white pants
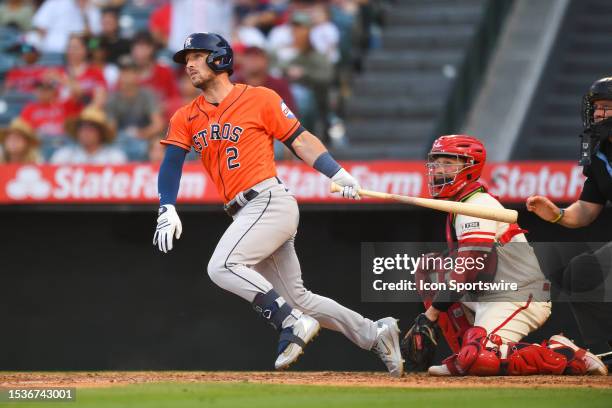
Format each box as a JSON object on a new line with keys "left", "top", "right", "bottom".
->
{"left": 462, "top": 300, "right": 552, "bottom": 343}
{"left": 207, "top": 178, "right": 378, "bottom": 350}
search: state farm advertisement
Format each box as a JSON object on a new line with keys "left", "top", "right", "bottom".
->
{"left": 0, "top": 161, "right": 585, "bottom": 204}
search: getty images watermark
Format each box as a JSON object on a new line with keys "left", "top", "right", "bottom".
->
{"left": 361, "top": 242, "right": 612, "bottom": 303}
{"left": 370, "top": 252, "right": 519, "bottom": 293}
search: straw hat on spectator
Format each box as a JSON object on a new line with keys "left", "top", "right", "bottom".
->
{"left": 0, "top": 117, "right": 41, "bottom": 164}
{"left": 0, "top": 117, "right": 39, "bottom": 146}
{"left": 65, "top": 107, "right": 116, "bottom": 143}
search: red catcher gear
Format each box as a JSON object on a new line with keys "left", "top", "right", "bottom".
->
{"left": 440, "top": 327, "right": 589, "bottom": 376}
{"left": 427, "top": 135, "right": 486, "bottom": 199}
{"left": 505, "top": 343, "right": 570, "bottom": 375}
{"left": 444, "top": 326, "right": 501, "bottom": 375}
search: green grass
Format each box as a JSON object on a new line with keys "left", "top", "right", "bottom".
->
{"left": 4, "top": 383, "right": 612, "bottom": 408}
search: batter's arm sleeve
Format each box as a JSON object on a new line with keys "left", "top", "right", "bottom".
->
{"left": 158, "top": 145, "right": 187, "bottom": 206}
{"left": 161, "top": 109, "right": 193, "bottom": 152}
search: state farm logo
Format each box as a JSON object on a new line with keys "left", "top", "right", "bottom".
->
{"left": 489, "top": 165, "right": 585, "bottom": 199}
{"left": 3, "top": 165, "right": 207, "bottom": 202}
{"left": 6, "top": 166, "right": 52, "bottom": 199}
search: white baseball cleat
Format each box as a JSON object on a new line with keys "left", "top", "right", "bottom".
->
{"left": 372, "top": 317, "right": 404, "bottom": 378}
{"left": 549, "top": 334, "right": 608, "bottom": 375}
{"left": 428, "top": 364, "right": 452, "bottom": 376}
{"left": 274, "top": 314, "right": 320, "bottom": 370}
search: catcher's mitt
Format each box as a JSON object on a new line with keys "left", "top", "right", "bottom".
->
{"left": 400, "top": 313, "right": 440, "bottom": 372}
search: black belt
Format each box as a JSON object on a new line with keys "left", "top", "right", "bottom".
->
{"left": 224, "top": 189, "right": 260, "bottom": 217}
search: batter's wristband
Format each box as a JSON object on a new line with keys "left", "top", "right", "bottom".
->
{"left": 551, "top": 208, "right": 565, "bottom": 223}
{"left": 313, "top": 152, "right": 342, "bottom": 178}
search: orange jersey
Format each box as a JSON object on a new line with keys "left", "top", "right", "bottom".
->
{"left": 161, "top": 84, "right": 302, "bottom": 203}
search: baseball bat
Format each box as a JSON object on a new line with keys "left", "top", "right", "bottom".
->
{"left": 330, "top": 182, "right": 518, "bottom": 224}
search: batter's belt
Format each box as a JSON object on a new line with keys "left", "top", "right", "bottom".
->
{"left": 224, "top": 177, "right": 284, "bottom": 217}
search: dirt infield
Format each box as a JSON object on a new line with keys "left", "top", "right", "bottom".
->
{"left": 0, "top": 371, "right": 610, "bottom": 389}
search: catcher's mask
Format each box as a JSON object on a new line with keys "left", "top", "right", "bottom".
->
{"left": 426, "top": 135, "right": 486, "bottom": 199}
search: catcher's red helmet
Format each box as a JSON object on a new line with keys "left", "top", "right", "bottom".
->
{"left": 426, "top": 135, "right": 486, "bottom": 199}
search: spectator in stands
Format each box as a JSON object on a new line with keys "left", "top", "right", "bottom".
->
{"left": 268, "top": 3, "right": 340, "bottom": 67}
{"left": 53, "top": 33, "right": 107, "bottom": 107}
{"left": 99, "top": 7, "right": 131, "bottom": 64}
{"left": 4, "top": 42, "right": 62, "bottom": 94}
{"left": 234, "top": 46, "right": 297, "bottom": 114}
{"left": 232, "top": 23, "right": 267, "bottom": 54}
{"left": 88, "top": 36, "right": 120, "bottom": 88}
{"left": 309, "top": 2, "right": 340, "bottom": 65}
{"left": 130, "top": 31, "right": 179, "bottom": 109}
{"left": 106, "top": 56, "right": 164, "bottom": 161}
{"left": 20, "top": 77, "right": 81, "bottom": 159}
{"left": 328, "top": 0, "right": 361, "bottom": 102}
{"left": 31, "top": 0, "right": 102, "bottom": 53}
{"left": 0, "top": 117, "right": 42, "bottom": 164}
{"left": 0, "top": 0, "right": 35, "bottom": 31}
{"left": 21, "top": 77, "right": 81, "bottom": 137}
{"left": 277, "top": 11, "right": 333, "bottom": 135}
{"left": 50, "top": 106, "right": 127, "bottom": 164}
{"left": 234, "top": 0, "right": 279, "bottom": 35}
{"left": 148, "top": 1, "right": 171, "bottom": 48}
{"left": 149, "top": 0, "right": 234, "bottom": 51}
{"left": 167, "top": 0, "right": 233, "bottom": 53}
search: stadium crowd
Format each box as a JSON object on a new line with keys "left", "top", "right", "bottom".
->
{"left": 0, "top": 0, "right": 385, "bottom": 164}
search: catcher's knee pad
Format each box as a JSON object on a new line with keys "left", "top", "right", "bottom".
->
{"left": 445, "top": 327, "right": 501, "bottom": 376}
{"left": 504, "top": 343, "right": 568, "bottom": 375}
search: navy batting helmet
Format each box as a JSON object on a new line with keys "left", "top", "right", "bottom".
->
{"left": 172, "top": 32, "right": 233, "bottom": 75}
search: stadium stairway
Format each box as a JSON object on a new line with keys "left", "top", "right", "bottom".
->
{"left": 337, "top": 0, "right": 487, "bottom": 159}
{"left": 512, "top": 0, "right": 612, "bottom": 160}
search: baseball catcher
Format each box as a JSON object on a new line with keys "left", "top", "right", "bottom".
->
{"left": 400, "top": 135, "right": 607, "bottom": 376}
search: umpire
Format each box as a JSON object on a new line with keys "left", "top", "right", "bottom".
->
{"left": 527, "top": 77, "right": 612, "bottom": 359}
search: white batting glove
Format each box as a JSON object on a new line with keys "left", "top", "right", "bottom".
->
{"left": 332, "top": 168, "right": 361, "bottom": 200}
{"left": 153, "top": 204, "right": 182, "bottom": 253}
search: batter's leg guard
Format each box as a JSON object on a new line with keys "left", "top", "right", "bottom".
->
{"left": 252, "top": 289, "right": 295, "bottom": 331}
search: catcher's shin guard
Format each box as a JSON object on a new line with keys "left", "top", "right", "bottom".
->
{"left": 446, "top": 326, "right": 501, "bottom": 376}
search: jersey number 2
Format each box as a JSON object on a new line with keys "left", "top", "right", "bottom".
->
{"left": 226, "top": 147, "right": 240, "bottom": 170}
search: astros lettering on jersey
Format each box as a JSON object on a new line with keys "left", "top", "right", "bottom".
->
{"left": 162, "top": 84, "right": 301, "bottom": 202}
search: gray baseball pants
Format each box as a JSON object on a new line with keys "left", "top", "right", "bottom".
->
{"left": 207, "top": 177, "right": 378, "bottom": 350}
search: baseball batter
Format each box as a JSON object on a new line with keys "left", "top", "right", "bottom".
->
{"left": 152, "top": 33, "right": 403, "bottom": 376}
{"left": 400, "top": 135, "right": 607, "bottom": 376}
